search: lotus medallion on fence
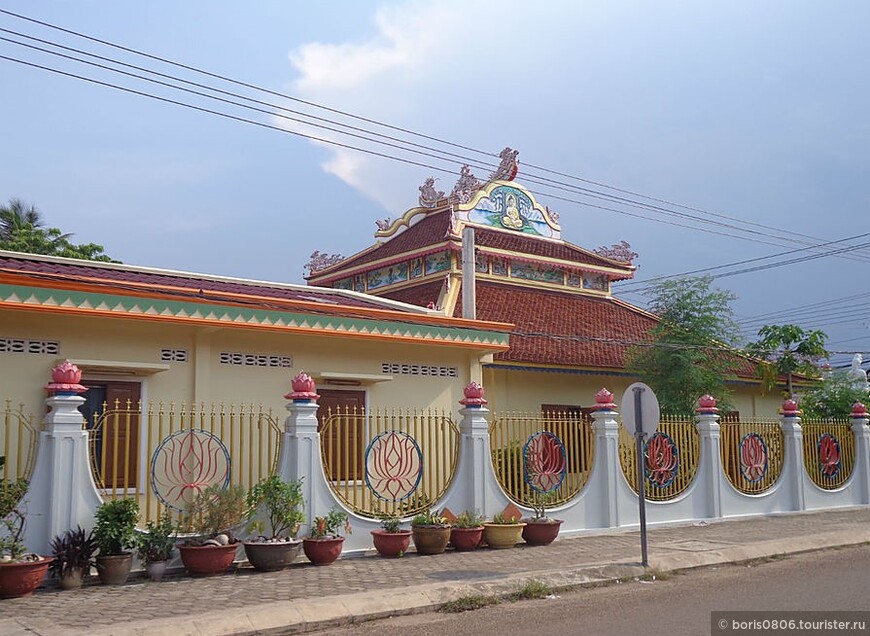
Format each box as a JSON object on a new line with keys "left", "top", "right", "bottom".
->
{"left": 817, "top": 433, "right": 842, "bottom": 479}
{"left": 739, "top": 433, "right": 769, "bottom": 483}
{"left": 523, "top": 431, "right": 567, "bottom": 493}
{"left": 150, "top": 429, "right": 231, "bottom": 511}
{"left": 644, "top": 432, "right": 679, "bottom": 488}
{"left": 364, "top": 430, "right": 423, "bottom": 501}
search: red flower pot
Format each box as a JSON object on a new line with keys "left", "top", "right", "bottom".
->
{"left": 0, "top": 558, "right": 52, "bottom": 599}
{"left": 522, "top": 519, "right": 563, "bottom": 546}
{"left": 371, "top": 530, "right": 411, "bottom": 557}
{"left": 450, "top": 526, "right": 485, "bottom": 551}
{"left": 302, "top": 537, "right": 344, "bottom": 565}
{"left": 178, "top": 543, "right": 239, "bottom": 576}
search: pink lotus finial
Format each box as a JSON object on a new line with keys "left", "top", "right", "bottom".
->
{"left": 45, "top": 360, "right": 87, "bottom": 395}
{"left": 780, "top": 398, "right": 800, "bottom": 416}
{"left": 594, "top": 388, "right": 616, "bottom": 411}
{"left": 459, "top": 382, "right": 487, "bottom": 406}
{"left": 284, "top": 372, "right": 319, "bottom": 402}
{"left": 696, "top": 394, "right": 719, "bottom": 414}
{"left": 851, "top": 402, "right": 868, "bottom": 418}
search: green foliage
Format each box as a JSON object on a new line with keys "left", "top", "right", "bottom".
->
{"left": 509, "top": 579, "right": 553, "bottom": 600}
{"left": 94, "top": 497, "right": 140, "bottom": 555}
{"left": 136, "top": 511, "right": 176, "bottom": 564}
{"left": 377, "top": 512, "right": 404, "bottom": 533}
{"left": 50, "top": 526, "right": 98, "bottom": 577}
{"left": 800, "top": 369, "right": 868, "bottom": 418}
{"left": 489, "top": 511, "right": 522, "bottom": 525}
{"left": 0, "top": 479, "right": 27, "bottom": 519}
{"left": 245, "top": 475, "right": 305, "bottom": 539}
{"left": 182, "top": 484, "right": 248, "bottom": 541}
{"left": 747, "top": 324, "right": 828, "bottom": 397}
{"left": 452, "top": 510, "right": 485, "bottom": 529}
{"left": 440, "top": 594, "right": 500, "bottom": 613}
{"left": 0, "top": 479, "right": 29, "bottom": 561}
{"left": 410, "top": 508, "right": 449, "bottom": 527}
{"left": 0, "top": 198, "right": 117, "bottom": 262}
{"left": 309, "top": 508, "right": 352, "bottom": 539}
{"left": 626, "top": 275, "right": 741, "bottom": 416}
{"left": 530, "top": 491, "right": 557, "bottom": 521}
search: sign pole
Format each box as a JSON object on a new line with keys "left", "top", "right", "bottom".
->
{"left": 633, "top": 386, "right": 649, "bottom": 567}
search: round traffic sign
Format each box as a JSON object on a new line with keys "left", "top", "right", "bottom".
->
{"left": 620, "top": 382, "right": 660, "bottom": 437}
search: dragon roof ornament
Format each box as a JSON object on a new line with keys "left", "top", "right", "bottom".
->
{"left": 418, "top": 177, "right": 447, "bottom": 208}
{"left": 489, "top": 147, "right": 519, "bottom": 182}
{"left": 449, "top": 165, "right": 483, "bottom": 205}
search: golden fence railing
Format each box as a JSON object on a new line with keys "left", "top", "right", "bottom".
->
{"left": 720, "top": 419, "right": 784, "bottom": 494}
{"left": 88, "top": 401, "right": 281, "bottom": 526}
{"left": 618, "top": 416, "right": 700, "bottom": 501}
{"left": 490, "top": 411, "right": 594, "bottom": 507}
{"left": 1, "top": 400, "right": 37, "bottom": 484}
{"left": 319, "top": 406, "right": 459, "bottom": 519}
{"left": 801, "top": 419, "right": 854, "bottom": 490}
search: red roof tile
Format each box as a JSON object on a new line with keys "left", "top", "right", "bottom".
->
{"left": 382, "top": 280, "right": 444, "bottom": 307}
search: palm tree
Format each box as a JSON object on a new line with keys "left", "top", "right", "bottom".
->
{"left": 0, "top": 198, "right": 71, "bottom": 250}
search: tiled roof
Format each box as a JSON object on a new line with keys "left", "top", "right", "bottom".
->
{"left": 382, "top": 280, "right": 444, "bottom": 307}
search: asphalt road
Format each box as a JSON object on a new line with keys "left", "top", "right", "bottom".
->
{"left": 311, "top": 544, "right": 870, "bottom": 636}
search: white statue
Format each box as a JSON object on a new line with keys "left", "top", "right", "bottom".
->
{"left": 848, "top": 353, "right": 869, "bottom": 392}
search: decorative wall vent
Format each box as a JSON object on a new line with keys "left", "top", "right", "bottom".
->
{"left": 160, "top": 349, "right": 189, "bottom": 363}
{"left": 220, "top": 352, "right": 293, "bottom": 368}
{"left": 0, "top": 337, "right": 60, "bottom": 355}
{"left": 381, "top": 362, "right": 458, "bottom": 378}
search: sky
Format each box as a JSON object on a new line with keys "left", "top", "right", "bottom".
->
{"left": 1, "top": 1, "right": 868, "bottom": 368}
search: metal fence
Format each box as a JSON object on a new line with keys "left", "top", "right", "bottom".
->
{"left": 801, "top": 419, "right": 854, "bottom": 490}
{"left": 720, "top": 419, "right": 784, "bottom": 494}
{"left": 490, "top": 411, "right": 594, "bottom": 507}
{"left": 1, "top": 400, "right": 37, "bottom": 483}
{"left": 319, "top": 407, "right": 459, "bottom": 519}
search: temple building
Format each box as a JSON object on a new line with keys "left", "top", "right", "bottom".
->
{"left": 306, "top": 148, "right": 779, "bottom": 417}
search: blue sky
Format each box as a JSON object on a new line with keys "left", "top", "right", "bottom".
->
{"left": 1, "top": 1, "right": 868, "bottom": 366}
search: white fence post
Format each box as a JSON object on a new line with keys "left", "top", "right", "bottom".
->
{"left": 22, "top": 361, "right": 103, "bottom": 555}
{"left": 779, "top": 398, "right": 806, "bottom": 511}
{"left": 589, "top": 388, "right": 623, "bottom": 528}
{"left": 695, "top": 394, "right": 723, "bottom": 519}
{"left": 849, "top": 402, "right": 870, "bottom": 504}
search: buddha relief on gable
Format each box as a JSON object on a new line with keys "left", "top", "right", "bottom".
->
{"left": 457, "top": 183, "right": 560, "bottom": 239}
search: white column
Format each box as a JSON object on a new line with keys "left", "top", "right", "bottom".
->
{"left": 779, "top": 399, "right": 806, "bottom": 511}
{"left": 22, "top": 362, "right": 103, "bottom": 555}
{"left": 589, "top": 389, "right": 623, "bottom": 528}
{"left": 849, "top": 403, "right": 870, "bottom": 505}
{"left": 695, "top": 395, "right": 722, "bottom": 519}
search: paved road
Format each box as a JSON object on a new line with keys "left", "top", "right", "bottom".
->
{"left": 312, "top": 544, "right": 870, "bottom": 636}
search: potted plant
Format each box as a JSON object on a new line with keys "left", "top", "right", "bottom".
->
{"left": 0, "top": 480, "right": 51, "bottom": 599}
{"left": 136, "top": 511, "right": 176, "bottom": 581}
{"left": 178, "top": 483, "right": 247, "bottom": 577}
{"left": 94, "top": 497, "right": 139, "bottom": 585}
{"left": 450, "top": 510, "right": 485, "bottom": 552}
{"left": 243, "top": 475, "right": 305, "bottom": 571}
{"left": 483, "top": 511, "right": 526, "bottom": 549}
{"left": 522, "top": 492, "right": 563, "bottom": 546}
{"left": 49, "top": 526, "right": 97, "bottom": 589}
{"left": 302, "top": 508, "right": 351, "bottom": 566}
{"left": 370, "top": 513, "right": 411, "bottom": 558}
{"left": 410, "top": 508, "right": 451, "bottom": 555}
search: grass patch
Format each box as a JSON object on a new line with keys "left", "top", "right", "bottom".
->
{"left": 743, "top": 553, "right": 788, "bottom": 567}
{"left": 638, "top": 567, "right": 674, "bottom": 582}
{"left": 440, "top": 594, "right": 500, "bottom": 613}
{"left": 509, "top": 579, "right": 553, "bottom": 600}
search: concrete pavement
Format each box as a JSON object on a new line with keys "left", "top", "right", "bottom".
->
{"left": 2, "top": 507, "right": 869, "bottom": 636}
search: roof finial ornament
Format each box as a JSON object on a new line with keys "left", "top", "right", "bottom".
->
{"left": 449, "top": 165, "right": 483, "bottom": 205}
{"left": 304, "top": 250, "right": 344, "bottom": 275}
{"left": 490, "top": 147, "right": 519, "bottom": 182}
{"left": 418, "top": 177, "right": 446, "bottom": 208}
{"left": 375, "top": 218, "right": 392, "bottom": 232}
{"left": 594, "top": 240, "right": 638, "bottom": 264}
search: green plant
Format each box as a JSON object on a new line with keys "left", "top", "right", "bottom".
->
{"left": 0, "top": 478, "right": 32, "bottom": 562}
{"left": 530, "top": 491, "right": 557, "bottom": 522}
{"left": 94, "top": 497, "right": 140, "bottom": 555}
{"left": 0, "top": 478, "right": 27, "bottom": 519}
{"left": 489, "top": 511, "right": 522, "bottom": 525}
{"left": 410, "top": 508, "right": 449, "bottom": 528}
{"left": 378, "top": 512, "right": 404, "bottom": 533}
{"left": 309, "top": 508, "right": 352, "bottom": 539}
{"left": 49, "top": 526, "right": 97, "bottom": 577}
{"left": 509, "top": 579, "right": 552, "bottom": 600}
{"left": 136, "top": 511, "right": 176, "bottom": 564}
{"left": 440, "top": 594, "right": 500, "bottom": 613}
{"left": 453, "top": 510, "right": 485, "bottom": 529}
{"left": 181, "top": 483, "right": 248, "bottom": 542}
{"left": 245, "top": 475, "right": 305, "bottom": 539}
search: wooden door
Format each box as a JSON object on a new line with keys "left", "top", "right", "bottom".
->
{"left": 82, "top": 382, "right": 141, "bottom": 490}
{"left": 317, "top": 390, "right": 366, "bottom": 482}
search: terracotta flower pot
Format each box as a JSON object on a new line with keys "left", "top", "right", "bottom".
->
{"left": 450, "top": 526, "right": 485, "bottom": 552}
{"left": 411, "top": 526, "right": 451, "bottom": 555}
{"left": 145, "top": 561, "right": 168, "bottom": 582}
{"left": 178, "top": 543, "right": 239, "bottom": 576}
{"left": 483, "top": 522, "right": 526, "bottom": 549}
{"left": 96, "top": 553, "right": 133, "bottom": 585}
{"left": 302, "top": 537, "right": 344, "bottom": 565}
{"left": 522, "top": 519, "right": 563, "bottom": 546}
{"left": 59, "top": 567, "right": 86, "bottom": 590}
{"left": 244, "top": 539, "right": 302, "bottom": 571}
{"left": 371, "top": 529, "right": 411, "bottom": 557}
{"left": 0, "top": 558, "right": 52, "bottom": 599}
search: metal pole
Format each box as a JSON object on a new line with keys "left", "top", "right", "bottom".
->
{"left": 633, "top": 386, "right": 649, "bottom": 567}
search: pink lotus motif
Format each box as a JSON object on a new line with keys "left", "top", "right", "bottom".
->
{"left": 594, "top": 388, "right": 616, "bottom": 411}
{"left": 365, "top": 431, "right": 423, "bottom": 501}
{"left": 459, "top": 382, "right": 487, "bottom": 406}
{"left": 781, "top": 399, "right": 800, "bottom": 416}
{"left": 644, "top": 432, "right": 679, "bottom": 487}
{"left": 45, "top": 359, "right": 87, "bottom": 395}
{"left": 523, "top": 431, "right": 567, "bottom": 493}
{"left": 284, "top": 371, "right": 319, "bottom": 401}
{"left": 852, "top": 402, "right": 868, "bottom": 418}
{"left": 817, "top": 434, "right": 841, "bottom": 478}
{"left": 696, "top": 394, "right": 719, "bottom": 414}
{"left": 150, "top": 429, "right": 231, "bottom": 511}
{"left": 739, "top": 433, "right": 769, "bottom": 483}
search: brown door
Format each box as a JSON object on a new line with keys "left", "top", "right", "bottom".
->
{"left": 82, "top": 382, "right": 141, "bottom": 489}
{"left": 317, "top": 390, "right": 366, "bottom": 482}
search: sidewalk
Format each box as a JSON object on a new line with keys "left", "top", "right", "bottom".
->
{"left": 3, "top": 507, "right": 870, "bottom": 636}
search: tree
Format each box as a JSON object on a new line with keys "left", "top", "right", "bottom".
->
{"left": 0, "top": 198, "right": 116, "bottom": 262}
{"left": 747, "top": 324, "right": 827, "bottom": 398}
{"left": 800, "top": 369, "right": 868, "bottom": 418}
{"left": 625, "top": 276, "right": 741, "bottom": 416}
